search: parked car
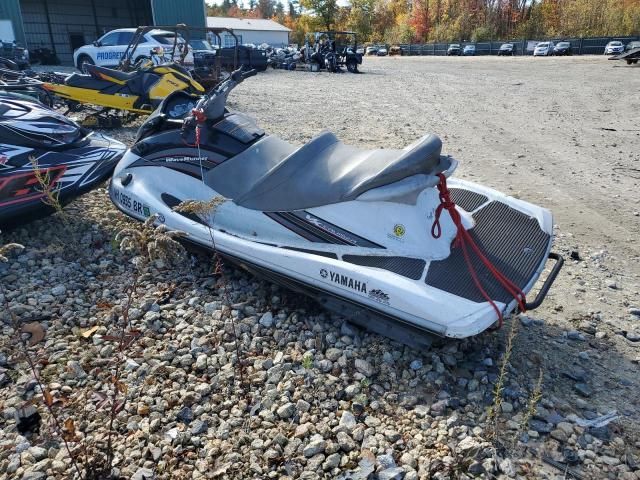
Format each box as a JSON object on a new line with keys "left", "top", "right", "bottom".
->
{"left": 447, "top": 44, "right": 461, "bottom": 56}
{"left": 604, "top": 41, "right": 624, "bottom": 55}
{"left": 498, "top": 43, "right": 514, "bottom": 56}
{"left": 463, "top": 45, "right": 476, "bottom": 56}
{"left": 553, "top": 41, "right": 572, "bottom": 56}
{"left": 389, "top": 45, "right": 401, "bottom": 56}
{"left": 0, "top": 41, "right": 30, "bottom": 69}
{"left": 73, "top": 28, "right": 192, "bottom": 71}
{"left": 365, "top": 46, "right": 378, "bottom": 55}
{"left": 376, "top": 45, "right": 388, "bottom": 56}
{"left": 356, "top": 47, "right": 365, "bottom": 55}
{"left": 625, "top": 41, "right": 640, "bottom": 52}
{"left": 533, "top": 41, "right": 554, "bottom": 56}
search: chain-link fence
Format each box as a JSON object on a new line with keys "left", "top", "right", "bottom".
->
{"left": 396, "top": 36, "right": 640, "bottom": 56}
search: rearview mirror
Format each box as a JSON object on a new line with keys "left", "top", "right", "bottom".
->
{"left": 93, "top": 41, "right": 101, "bottom": 47}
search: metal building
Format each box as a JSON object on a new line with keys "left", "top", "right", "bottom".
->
{"left": 0, "top": 0, "right": 206, "bottom": 65}
{"left": 207, "top": 17, "right": 291, "bottom": 48}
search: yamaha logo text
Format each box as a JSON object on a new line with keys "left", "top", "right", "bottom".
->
{"left": 321, "top": 269, "right": 367, "bottom": 293}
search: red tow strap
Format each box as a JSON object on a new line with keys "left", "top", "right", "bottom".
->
{"left": 183, "top": 109, "right": 206, "bottom": 147}
{"left": 431, "top": 173, "right": 527, "bottom": 328}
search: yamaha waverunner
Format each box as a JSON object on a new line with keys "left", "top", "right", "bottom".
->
{"left": 109, "top": 69, "right": 563, "bottom": 345}
{"left": 0, "top": 94, "right": 126, "bottom": 227}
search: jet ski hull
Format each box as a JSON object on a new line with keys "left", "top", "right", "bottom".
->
{"left": 0, "top": 132, "right": 126, "bottom": 227}
{"left": 109, "top": 151, "right": 561, "bottom": 340}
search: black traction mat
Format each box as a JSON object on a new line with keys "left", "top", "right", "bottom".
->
{"left": 342, "top": 255, "right": 426, "bottom": 280}
{"left": 450, "top": 188, "right": 488, "bottom": 212}
{"left": 425, "top": 201, "right": 550, "bottom": 303}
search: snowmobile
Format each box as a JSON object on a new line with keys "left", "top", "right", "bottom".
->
{"left": 0, "top": 94, "right": 126, "bottom": 227}
{"left": 42, "top": 53, "right": 204, "bottom": 127}
{"left": 109, "top": 69, "right": 563, "bottom": 347}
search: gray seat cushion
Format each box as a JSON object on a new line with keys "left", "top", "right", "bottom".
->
{"left": 206, "top": 131, "right": 444, "bottom": 211}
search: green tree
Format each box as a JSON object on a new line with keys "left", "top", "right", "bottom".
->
{"left": 301, "top": 0, "right": 339, "bottom": 30}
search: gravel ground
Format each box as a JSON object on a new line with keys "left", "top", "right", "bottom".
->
{"left": 1, "top": 56, "right": 639, "bottom": 479}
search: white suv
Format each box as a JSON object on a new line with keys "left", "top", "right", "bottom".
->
{"left": 73, "top": 28, "right": 192, "bottom": 72}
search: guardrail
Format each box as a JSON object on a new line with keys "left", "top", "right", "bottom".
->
{"left": 395, "top": 36, "right": 640, "bottom": 56}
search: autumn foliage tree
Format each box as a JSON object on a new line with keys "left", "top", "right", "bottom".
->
{"left": 206, "top": 0, "right": 640, "bottom": 44}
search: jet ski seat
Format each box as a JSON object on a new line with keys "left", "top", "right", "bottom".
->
{"left": 86, "top": 64, "right": 139, "bottom": 83}
{"left": 207, "top": 131, "right": 447, "bottom": 211}
{"left": 65, "top": 73, "right": 115, "bottom": 90}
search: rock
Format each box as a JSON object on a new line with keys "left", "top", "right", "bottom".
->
{"left": 629, "top": 308, "right": 640, "bottom": 317}
{"left": 336, "top": 431, "right": 356, "bottom": 452}
{"left": 355, "top": 358, "right": 374, "bottom": 377}
{"left": 384, "top": 429, "right": 401, "bottom": 443}
{"left": 66, "top": 360, "right": 86, "bottom": 378}
{"left": 529, "top": 420, "right": 552, "bottom": 434}
{"left": 499, "top": 458, "right": 516, "bottom": 477}
{"left": 51, "top": 285, "right": 66, "bottom": 296}
{"left": 325, "top": 348, "right": 342, "bottom": 361}
{"left": 303, "top": 435, "right": 326, "bottom": 457}
{"left": 364, "top": 416, "right": 381, "bottom": 427}
{"left": 377, "top": 454, "right": 396, "bottom": 469}
{"left": 296, "top": 399, "right": 311, "bottom": 413}
{"left": 414, "top": 405, "right": 429, "bottom": 418}
{"left": 176, "top": 406, "right": 194, "bottom": 424}
{"left": 409, "top": 359, "right": 423, "bottom": 370}
{"left": 195, "top": 354, "right": 208, "bottom": 370}
{"left": 567, "top": 330, "right": 586, "bottom": 341}
{"left": 191, "top": 419, "right": 208, "bottom": 435}
{"left": 277, "top": 402, "right": 296, "bottom": 419}
{"left": 626, "top": 331, "right": 640, "bottom": 342}
{"left": 295, "top": 423, "right": 311, "bottom": 438}
{"left": 132, "top": 467, "right": 155, "bottom": 480}
{"left": 399, "top": 453, "right": 417, "bottom": 468}
{"left": 21, "top": 473, "right": 46, "bottom": 480}
{"left": 557, "top": 422, "right": 574, "bottom": 435}
{"left": 28, "top": 446, "right": 47, "bottom": 461}
{"left": 600, "top": 456, "right": 620, "bottom": 466}
{"left": 551, "top": 429, "right": 568, "bottom": 442}
{"left": 501, "top": 402, "right": 513, "bottom": 413}
{"left": 259, "top": 312, "right": 274, "bottom": 328}
{"left": 339, "top": 411, "right": 357, "bottom": 431}
{"left": 574, "top": 383, "right": 593, "bottom": 397}
{"left": 430, "top": 400, "right": 448, "bottom": 416}
{"left": 468, "top": 461, "right": 485, "bottom": 475}
{"left": 377, "top": 467, "right": 405, "bottom": 480}
{"left": 323, "top": 453, "right": 341, "bottom": 470}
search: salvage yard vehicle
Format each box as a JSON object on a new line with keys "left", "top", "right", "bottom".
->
{"left": 463, "top": 45, "right": 476, "bottom": 56}
{"left": 42, "top": 53, "right": 205, "bottom": 127}
{"left": 604, "top": 41, "right": 624, "bottom": 55}
{"left": 0, "top": 94, "right": 125, "bottom": 227}
{"left": 306, "top": 31, "right": 363, "bottom": 73}
{"left": 498, "top": 43, "right": 514, "bottom": 56}
{"left": 447, "top": 44, "right": 461, "bottom": 56}
{"left": 73, "top": 28, "right": 193, "bottom": 72}
{"left": 533, "top": 42, "right": 554, "bottom": 56}
{"left": 626, "top": 41, "right": 640, "bottom": 52}
{"left": 109, "top": 68, "right": 563, "bottom": 348}
{"left": 610, "top": 46, "right": 640, "bottom": 65}
{"left": 553, "top": 41, "right": 572, "bottom": 56}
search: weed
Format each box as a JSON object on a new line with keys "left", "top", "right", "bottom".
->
{"left": 520, "top": 367, "right": 544, "bottom": 433}
{"left": 29, "top": 155, "right": 65, "bottom": 217}
{"left": 302, "top": 353, "right": 313, "bottom": 370}
{"left": 487, "top": 317, "right": 519, "bottom": 439}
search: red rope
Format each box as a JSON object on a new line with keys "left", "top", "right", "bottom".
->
{"left": 183, "top": 109, "right": 206, "bottom": 147}
{"left": 431, "top": 173, "right": 527, "bottom": 328}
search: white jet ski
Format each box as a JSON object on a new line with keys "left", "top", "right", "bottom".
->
{"left": 108, "top": 69, "right": 563, "bottom": 348}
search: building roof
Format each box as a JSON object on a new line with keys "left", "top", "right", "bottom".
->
{"left": 207, "top": 17, "right": 291, "bottom": 33}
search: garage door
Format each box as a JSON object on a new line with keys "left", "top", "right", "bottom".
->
{"left": 20, "top": 0, "right": 152, "bottom": 65}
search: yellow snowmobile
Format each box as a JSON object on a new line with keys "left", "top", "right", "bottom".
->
{"left": 43, "top": 53, "right": 204, "bottom": 127}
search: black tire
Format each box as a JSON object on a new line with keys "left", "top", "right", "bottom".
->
{"left": 346, "top": 59, "right": 358, "bottom": 73}
{"left": 77, "top": 54, "right": 94, "bottom": 73}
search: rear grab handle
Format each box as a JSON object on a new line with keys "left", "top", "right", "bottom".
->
{"left": 522, "top": 252, "right": 564, "bottom": 311}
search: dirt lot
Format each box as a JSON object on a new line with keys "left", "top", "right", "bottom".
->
{"left": 2, "top": 56, "right": 640, "bottom": 479}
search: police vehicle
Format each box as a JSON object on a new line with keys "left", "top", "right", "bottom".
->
{"left": 73, "top": 28, "right": 193, "bottom": 72}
